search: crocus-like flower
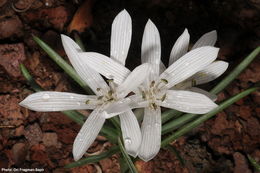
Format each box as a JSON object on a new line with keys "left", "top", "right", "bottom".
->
{"left": 20, "top": 10, "right": 150, "bottom": 161}
{"left": 169, "top": 29, "right": 229, "bottom": 100}
{"left": 130, "top": 20, "right": 220, "bottom": 161}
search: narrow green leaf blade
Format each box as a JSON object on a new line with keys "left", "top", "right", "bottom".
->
{"left": 247, "top": 154, "right": 260, "bottom": 171}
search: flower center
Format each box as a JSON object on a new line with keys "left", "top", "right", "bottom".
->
{"left": 140, "top": 78, "right": 168, "bottom": 110}
{"left": 85, "top": 79, "right": 119, "bottom": 106}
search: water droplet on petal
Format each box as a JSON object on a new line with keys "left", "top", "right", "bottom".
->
{"left": 155, "top": 123, "right": 160, "bottom": 127}
{"left": 76, "top": 102, "right": 81, "bottom": 106}
{"left": 42, "top": 94, "right": 50, "bottom": 100}
{"left": 124, "top": 138, "right": 132, "bottom": 145}
{"left": 70, "top": 95, "right": 74, "bottom": 99}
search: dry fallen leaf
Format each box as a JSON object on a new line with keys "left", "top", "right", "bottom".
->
{"left": 67, "top": 0, "right": 93, "bottom": 33}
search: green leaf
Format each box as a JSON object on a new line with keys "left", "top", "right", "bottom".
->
{"left": 32, "top": 35, "right": 94, "bottom": 94}
{"left": 210, "top": 46, "right": 260, "bottom": 94}
{"left": 161, "top": 86, "right": 259, "bottom": 147}
{"left": 162, "top": 113, "right": 198, "bottom": 135}
{"left": 73, "top": 32, "right": 86, "bottom": 51}
{"left": 161, "top": 109, "right": 183, "bottom": 124}
{"left": 64, "top": 146, "right": 120, "bottom": 168}
{"left": 247, "top": 154, "right": 260, "bottom": 171}
{"left": 118, "top": 137, "right": 138, "bottom": 173}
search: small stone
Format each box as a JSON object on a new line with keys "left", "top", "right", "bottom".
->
{"left": 15, "top": 125, "right": 24, "bottom": 136}
{"left": 233, "top": 152, "right": 252, "bottom": 173}
{"left": 0, "top": 43, "right": 26, "bottom": 78}
{"left": 0, "top": 15, "right": 23, "bottom": 39}
{"left": 24, "top": 123, "right": 43, "bottom": 146}
{"left": 43, "top": 133, "right": 58, "bottom": 147}
{"left": 12, "top": 143, "right": 27, "bottom": 166}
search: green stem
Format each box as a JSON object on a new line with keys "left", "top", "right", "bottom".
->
{"left": 64, "top": 146, "right": 120, "bottom": 168}
{"left": 210, "top": 46, "right": 260, "bottom": 94}
{"left": 161, "top": 86, "right": 259, "bottom": 147}
{"left": 32, "top": 35, "right": 94, "bottom": 94}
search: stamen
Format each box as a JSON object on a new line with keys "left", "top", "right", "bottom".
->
{"left": 161, "top": 78, "right": 168, "bottom": 84}
{"left": 85, "top": 100, "right": 90, "bottom": 104}
{"left": 150, "top": 80, "right": 155, "bottom": 88}
{"left": 141, "top": 91, "right": 146, "bottom": 99}
{"left": 161, "top": 94, "right": 166, "bottom": 102}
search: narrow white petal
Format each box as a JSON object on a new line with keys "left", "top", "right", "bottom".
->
{"left": 119, "top": 110, "right": 142, "bottom": 157}
{"left": 61, "top": 35, "right": 108, "bottom": 95}
{"left": 168, "top": 29, "right": 190, "bottom": 65}
{"left": 160, "top": 46, "right": 219, "bottom": 88}
{"left": 19, "top": 91, "right": 97, "bottom": 112}
{"left": 73, "top": 108, "right": 106, "bottom": 161}
{"left": 191, "top": 61, "right": 229, "bottom": 85}
{"left": 110, "top": 10, "right": 132, "bottom": 65}
{"left": 78, "top": 52, "right": 130, "bottom": 84}
{"left": 192, "top": 30, "right": 217, "bottom": 50}
{"left": 187, "top": 87, "right": 217, "bottom": 101}
{"left": 141, "top": 20, "right": 161, "bottom": 76}
{"left": 117, "top": 63, "right": 151, "bottom": 98}
{"left": 138, "top": 107, "right": 161, "bottom": 162}
{"left": 128, "top": 95, "right": 149, "bottom": 109}
{"left": 102, "top": 100, "right": 131, "bottom": 119}
{"left": 160, "top": 90, "right": 218, "bottom": 114}
{"left": 159, "top": 61, "right": 166, "bottom": 74}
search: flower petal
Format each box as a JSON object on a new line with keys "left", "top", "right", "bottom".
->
{"left": 160, "top": 90, "right": 218, "bottom": 114}
{"left": 110, "top": 10, "right": 132, "bottom": 65}
{"left": 128, "top": 95, "right": 150, "bottom": 109}
{"left": 159, "top": 61, "right": 166, "bottom": 74}
{"left": 119, "top": 110, "right": 142, "bottom": 157}
{"left": 138, "top": 107, "right": 161, "bottom": 162}
{"left": 191, "top": 61, "right": 229, "bottom": 85}
{"left": 160, "top": 46, "right": 219, "bottom": 88}
{"left": 102, "top": 100, "right": 131, "bottom": 119}
{"left": 61, "top": 35, "right": 108, "bottom": 95}
{"left": 187, "top": 87, "right": 217, "bottom": 101}
{"left": 141, "top": 19, "right": 161, "bottom": 76}
{"left": 168, "top": 28, "right": 190, "bottom": 65}
{"left": 73, "top": 107, "right": 106, "bottom": 161}
{"left": 192, "top": 30, "right": 217, "bottom": 50}
{"left": 78, "top": 52, "right": 130, "bottom": 84}
{"left": 19, "top": 91, "right": 97, "bottom": 112}
{"left": 117, "top": 63, "right": 151, "bottom": 98}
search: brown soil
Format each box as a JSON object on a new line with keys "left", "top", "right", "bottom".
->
{"left": 0, "top": 0, "right": 259, "bottom": 172}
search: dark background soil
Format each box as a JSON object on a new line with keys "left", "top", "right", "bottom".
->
{"left": 0, "top": 0, "right": 259, "bottom": 172}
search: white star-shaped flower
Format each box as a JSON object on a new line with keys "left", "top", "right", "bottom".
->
{"left": 20, "top": 10, "right": 150, "bottom": 161}
{"left": 132, "top": 20, "right": 220, "bottom": 161}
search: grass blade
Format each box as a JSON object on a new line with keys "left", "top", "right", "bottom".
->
{"left": 247, "top": 154, "right": 260, "bottom": 171}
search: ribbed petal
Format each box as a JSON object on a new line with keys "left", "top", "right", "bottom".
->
{"left": 187, "top": 87, "right": 217, "bottom": 101}
{"left": 128, "top": 95, "right": 149, "bottom": 109}
{"left": 102, "top": 101, "right": 131, "bottom": 119}
{"left": 160, "top": 46, "right": 219, "bottom": 88}
{"left": 192, "top": 30, "right": 217, "bottom": 50}
{"left": 191, "top": 61, "right": 229, "bottom": 85}
{"left": 119, "top": 110, "right": 142, "bottom": 157}
{"left": 73, "top": 107, "right": 106, "bottom": 161}
{"left": 141, "top": 20, "right": 161, "bottom": 77}
{"left": 117, "top": 63, "right": 151, "bottom": 98}
{"left": 160, "top": 90, "right": 218, "bottom": 114}
{"left": 61, "top": 35, "right": 108, "bottom": 95}
{"left": 110, "top": 10, "right": 132, "bottom": 65}
{"left": 78, "top": 52, "right": 130, "bottom": 84}
{"left": 168, "top": 28, "right": 190, "bottom": 65}
{"left": 138, "top": 107, "right": 161, "bottom": 162}
{"left": 159, "top": 61, "right": 166, "bottom": 74}
{"left": 19, "top": 91, "right": 97, "bottom": 112}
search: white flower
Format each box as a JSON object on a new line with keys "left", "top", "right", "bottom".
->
{"left": 133, "top": 20, "right": 220, "bottom": 161}
{"left": 20, "top": 10, "right": 150, "bottom": 161}
{"left": 170, "top": 29, "right": 229, "bottom": 100}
